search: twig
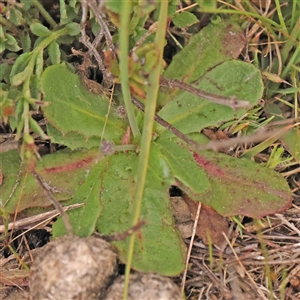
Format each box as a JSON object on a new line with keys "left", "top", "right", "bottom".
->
{"left": 94, "top": 220, "right": 147, "bottom": 242}
{"left": 80, "top": 1, "right": 112, "bottom": 87}
{"left": 4, "top": 161, "right": 23, "bottom": 207}
{"left": 181, "top": 202, "right": 202, "bottom": 294}
{"left": 79, "top": 35, "right": 106, "bottom": 77}
{"left": 0, "top": 203, "right": 84, "bottom": 233}
{"left": 160, "top": 76, "right": 250, "bottom": 110}
{"left": 84, "top": 0, "right": 115, "bottom": 52}
{"left": 199, "top": 259, "right": 232, "bottom": 297}
{"left": 31, "top": 170, "right": 73, "bottom": 236}
{"left": 275, "top": 213, "right": 300, "bottom": 236}
{"left": 132, "top": 97, "right": 199, "bottom": 146}
{"left": 132, "top": 97, "right": 287, "bottom": 152}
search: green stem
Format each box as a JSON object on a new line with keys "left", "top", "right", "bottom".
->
{"left": 202, "top": 8, "right": 283, "bottom": 29}
{"left": 36, "top": 27, "right": 68, "bottom": 51}
{"left": 292, "top": 69, "right": 299, "bottom": 160}
{"left": 8, "top": 245, "right": 29, "bottom": 270}
{"left": 22, "top": 77, "right": 31, "bottom": 134}
{"left": 26, "top": 26, "right": 69, "bottom": 72}
{"left": 123, "top": 2, "right": 169, "bottom": 299}
{"left": 281, "top": 45, "right": 300, "bottom": 79}
{"left": 119, "top": 1, "right": 140, "bottom": 138}
{"left": 274, "top": 0, "right": 287, "bottom": 32}
{"left": 278, "top": 17, "right": 300, "bottom": 66}
{"left": 115, "top": 145, "right": 137, "bottom": 152}
{"left": 31, "top": 0, "right": 57, "bottom": 28}
{"left": 290, "top": 0, "right": 298, "bottom": 29}
{"left": 0, "top": 15, "right": 20, "bottom": 35}
{"left": 15, "top": 27, "right": 68, "bottom": 138}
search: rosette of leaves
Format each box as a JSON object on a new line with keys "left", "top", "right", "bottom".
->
{"left": 0, "top": 20, "right": 292, "bottom": 275}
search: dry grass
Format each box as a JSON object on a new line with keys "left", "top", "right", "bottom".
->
{"left": 183, "top": 186, "right": 300, "bottom": 299}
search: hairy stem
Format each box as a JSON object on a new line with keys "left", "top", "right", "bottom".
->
{"left": 123, "top": 2, "right": 169, "bottom": 299}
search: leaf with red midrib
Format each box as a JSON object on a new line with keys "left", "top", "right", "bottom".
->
{"left": 0, "top": 149, "right": 100, "bottom": 214}
{"left": 191, "top": 151, "right": 292, "bottom": 218}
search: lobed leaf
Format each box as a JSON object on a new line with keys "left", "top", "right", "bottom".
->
{"left": 51, "top": 145, "right": 186, "bottom": 275}
{"left": 94, "top": 147, "right": 186, "bottom": 275}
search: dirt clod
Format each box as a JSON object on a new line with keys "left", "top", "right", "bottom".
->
{"left": 104, "top": 273, "right": 182, "bottom": 300}
{"left": 29, "top": 236, "right": 117, "bottom": 300}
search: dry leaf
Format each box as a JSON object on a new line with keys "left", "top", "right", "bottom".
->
{"left": 183, "top": 194, "right": 228, "bottom": 248}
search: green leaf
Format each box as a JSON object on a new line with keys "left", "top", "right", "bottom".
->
{"left": 264, "top": 103, "right": 300, "bottom": 161}
{"left": 29, "top": 116, "right": 49, "bottom": 140}
{"left": 0, "top": 149, "right": 99, "bottom": 214}
{"left": 53, "top": 160, "right": 108, "bottom": 237}
{"left": 95, "top": 148, "right": 186, "bottom": 275}
{"left": 0, "top": 63, "right": 11, "bottom": 82}
{"left": 19, "top": 0, "right": 31, "bottom": 10}
{"left": 196, "top": 0, "right": 217, "bottom": 10}
{"left": 10, "top": 52, "right": 32, "bottom": 78}
{"left": 59, "top": 0, "right": 67, "bottom": 23}
{"left": 30, "top": 22, "right": 51, "bottom": 37}
{"left": 35, "top": 50, "right": 44, "bottom": 79}
{"left": 158, "top": 139, "right": 209, "bottom": 194}
{"left": 172, "top": 12, "right": 198, "bottom": 28}
{"left": 64, "top": 22, "right": 80, "bottom": 36}
{"left": 157, "top": 19, "right": 246, "bottom": 108}
{"left": 20, "top": 30, "right": 32, "bottom": 53}
{"left": 5, "top": 33, "right": 19, "bottom": 46}
{"left": 190, "top": 150, "right": 292, "bottom": 218}
{"left": 30, "top": 75, "right": 41, "bottom": 99}
{"left": 0, "top": 40, "right": 5, "bottom": 53}
{"left": 69, "top": 0, "right": 78, "bottom": 8}
{"left": 48, "top": 41, "right": 61, "bottom": 65}
{"left": 157, "top": 60, "right": 263, "bottom": 138}
{"left": 4, "top": 33, "right": 21, "bottom": 52}
{"left": 9, "top": 7, "right": 24, "bottom": 26}
{"left": 33, "top": 36, "right": 47, "bottom": 48}
{"left": 161, "top": 20, "right": 245, "bottom": 85}
{"left": 46, "top": 123, "right": 102, "bottom": 150}
{"left": 105, "top": 0, "right": 124, "bottom": 13}
{"left": 41, "top": 63, "right": 127, "bottom": 147}
{"left": 0, "top": 25, "right": 4, "bottom": 39}
{"left": 10, "top": 66, "right": 32, "bottom": 86}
